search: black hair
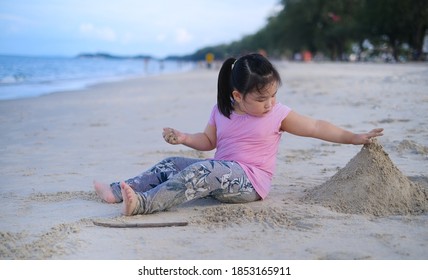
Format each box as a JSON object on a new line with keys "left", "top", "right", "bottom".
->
{"left": 217, "top": 53, "right": 282, "bottom": 118}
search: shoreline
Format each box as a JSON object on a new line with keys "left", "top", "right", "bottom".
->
{"left": 0, "top": 57, "right": 197, "bottom": 101}
{"left": 0, "top": 62, "right": 427, "bottom": 260}
{"left": 1, "top": 60, "right": 427, "bottom": 103}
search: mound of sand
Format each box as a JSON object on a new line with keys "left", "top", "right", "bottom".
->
{"left": 304, "top": 140, "right": 428, "bottom": 216}
{"left": 396, "top": 139, "right": 428, "bottom": 155}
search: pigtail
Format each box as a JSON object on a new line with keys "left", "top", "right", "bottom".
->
{"left": 217, "top": 57, "right": 236, "bottom": 118}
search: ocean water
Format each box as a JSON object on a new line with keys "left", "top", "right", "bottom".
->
{"left": 0, "top": 55, "right": 196, "bottom": 101}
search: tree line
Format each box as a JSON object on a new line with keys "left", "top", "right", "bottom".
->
{"left": 178, "top": 0, "right": 427, "bottom": 62}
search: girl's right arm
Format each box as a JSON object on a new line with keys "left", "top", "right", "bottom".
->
{"left": 162, "top": 124, "right": 217, "bottom": 151}
{"left": 281, "top": 111, "right": 383, "bottom": 145}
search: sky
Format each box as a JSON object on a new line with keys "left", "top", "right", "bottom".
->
{"left": 0, "top": 0, "right": 281, "bottom": 58}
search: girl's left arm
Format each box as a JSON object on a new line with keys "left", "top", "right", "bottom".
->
{"left": 281, "top": 111, "right": 383, "bottom": 145}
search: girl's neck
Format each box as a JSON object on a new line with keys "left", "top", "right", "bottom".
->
{"left": 232, "top": 103, "right": 246, "bottom": 115}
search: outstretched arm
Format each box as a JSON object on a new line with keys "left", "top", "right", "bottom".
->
{"left": 162, "top": 124, "right": 217, "bottom": 151}
{"left": 281, "top": 111, "right": 383, "bottom": 145}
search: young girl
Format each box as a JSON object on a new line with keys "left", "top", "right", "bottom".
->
{"left": 94, "top": 53, "right": 383, "bottom": 216}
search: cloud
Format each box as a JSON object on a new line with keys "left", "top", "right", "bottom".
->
{"left": 79, "top": 23, "right": 117, "bottom": 42}
{"left": 0, "top": 13, "right": 34, "bottom": 33}
{"left": 156, "top": 33, "right": 167, "bottom": 42}
{"left": 0, "top": 13, "right": 29, "bottom": 23}
{"left": 175, "top": 28, "right": 192, "bottom": 44}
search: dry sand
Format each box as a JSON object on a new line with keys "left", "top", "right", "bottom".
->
{"left": 1, "top": 62, "right": 427, "bottom": 260}
{"left": 304, "top": 140, "right": 428, "bottom": 216}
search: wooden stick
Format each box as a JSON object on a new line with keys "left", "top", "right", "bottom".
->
{"left": 93, "top": 220, "right": 188, "bottom": 228}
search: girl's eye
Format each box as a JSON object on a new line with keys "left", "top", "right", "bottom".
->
{"left": 257, "top": 95, "right": 275, "bottom": 102}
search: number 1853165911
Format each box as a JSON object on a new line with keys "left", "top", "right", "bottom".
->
{"left": 231, "top": 266, "right": 291, "bottom": 276}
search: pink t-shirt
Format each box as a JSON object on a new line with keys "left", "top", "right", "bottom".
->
{"left": 208, "top": 103, "right": 291, "bottom": 199}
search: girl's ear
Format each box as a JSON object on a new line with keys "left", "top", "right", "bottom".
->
{"left": 232, "top": 90, "right": 243, "bottom": 102}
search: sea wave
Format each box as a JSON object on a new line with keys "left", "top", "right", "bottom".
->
{"left": 0, "top": 55, "right": 195, "bottom": 100}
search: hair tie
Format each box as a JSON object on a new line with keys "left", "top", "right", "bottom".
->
{"left": 231, "top": 59, "right": 237, "bottom": 70}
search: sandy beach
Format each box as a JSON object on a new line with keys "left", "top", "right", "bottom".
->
{"left": 1, "top": 61, "right": 427, "bottom": 264}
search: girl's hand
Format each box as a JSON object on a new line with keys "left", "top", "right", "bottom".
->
{"left": 162, "top": 127, "right": 186, "bottom": 145}
{"left": 352, "top": 128, "right": 384, "bottom": 145}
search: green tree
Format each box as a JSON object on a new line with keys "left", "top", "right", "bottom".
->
{"left": 361, "top": 0, "right": 428, "bottom": 60}
{"left": 407, "top": 0, "right": 428, "bottom": 60}
{"left": 183, "top": 0, "right": 427, "bottom": 62}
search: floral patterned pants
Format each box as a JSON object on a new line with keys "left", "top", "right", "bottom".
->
{"left": 109, "top": 157, "right": 261, "bottom": 215}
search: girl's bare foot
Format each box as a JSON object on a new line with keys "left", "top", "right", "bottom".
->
{"left": 121, "top": 181, "right": 139, "bottom": 216}
{"left": 93, "top": 181, "right": 118, "bottom": 203}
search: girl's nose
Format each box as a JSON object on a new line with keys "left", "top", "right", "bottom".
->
{"left": 266, "top": 99, "right": 275, "bottom": 108}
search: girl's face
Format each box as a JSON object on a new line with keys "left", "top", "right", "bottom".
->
{"left": 233, "top": 81, "right": 278, "bottom": 117}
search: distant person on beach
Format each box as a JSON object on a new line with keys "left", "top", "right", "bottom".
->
{"left": 93, "top": 53, "right": 383, "bottom": 216}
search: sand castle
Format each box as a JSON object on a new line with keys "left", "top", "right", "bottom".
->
{"left": 304, "top": 140, "right": 428, "bottom": 216}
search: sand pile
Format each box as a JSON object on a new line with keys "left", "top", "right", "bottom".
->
{"left": 304, "top": 140, "right": 428, "bottom": 216}
{"left": 396, "top": 139, "right": 428, "bottom": 155}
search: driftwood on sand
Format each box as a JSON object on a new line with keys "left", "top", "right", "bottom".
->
{"left": 93, "top": 220, "right": 188, "bottom": 228}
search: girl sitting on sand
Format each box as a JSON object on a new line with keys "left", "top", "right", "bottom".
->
{"left": 94, "top": 53, "right": 383, "bottom": 216}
